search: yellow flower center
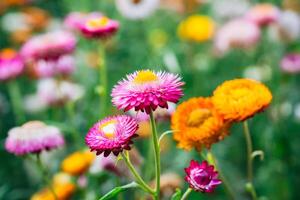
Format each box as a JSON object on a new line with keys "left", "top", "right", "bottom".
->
{"left": 187, "top": 108, "right": 211, "bottom": 127}
{"left": 99, "top": 120, "right": 117, "bottom": 139}
{"left": 87, "top": 17, "right": 109, "bottom": 29}
{"left": 133, "top": 70, "right": 158, "bottom": 84}
{"left": 0, "top": 48, "right": 16, "bottom": 59}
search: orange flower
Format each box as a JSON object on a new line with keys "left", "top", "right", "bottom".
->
{"left": 61, "top": 151, "right": 95, "bottom": 176}
{"left": 212, "top": 78, "right": 272, "bottom": 122}
{"left": 171, "top": 97, "right": 229, "bottom": 151}
{"left": 31, "top": 173, "right": 75, "bottom": 200}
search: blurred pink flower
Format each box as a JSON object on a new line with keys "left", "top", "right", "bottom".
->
{"left": 214, "top": 18, "right": 261, "bottom": 55}
{"left": 0, "top": 49, "right": 24, "bottom": 81}
{"left": 5, "top": 121, "right": 64, "bottom": 156}
{"left": 280, "top": 53, "right": 300, "bottom": 73}
{"left": 64, "top": 12, "right": 103, "bottom": 32}
{"left": 246, "top": 3, "right": 280, "bottom": 26}
{"left": 21, "top": 31, "right": 77, "bottom": 61}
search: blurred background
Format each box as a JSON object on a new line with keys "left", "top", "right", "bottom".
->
{"left": 0, "top": 0, "right": 300, "bottom": 199}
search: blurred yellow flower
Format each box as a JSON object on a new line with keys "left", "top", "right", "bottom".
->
{"left": 172, "top": 97, "right": 229, "bottom": 151}
{"left": 177, "top": 15, "right": 215, "bottom": 42}
{"left": 61, "top": 150, "right": 95, "bottom": 176}
{"left": 212, "top": 78, "right": 272, "bottom": 122}
{"left": 31, "top": 173, "right": 75, "bottom": 200}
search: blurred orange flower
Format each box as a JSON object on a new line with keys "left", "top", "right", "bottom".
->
{"left": 22, "top": 7, "right": 50, "bottom": 31}
{"left": 61, "top": 150, "right": 95, "bottom": 176}
{"left": 172, "top": 97, "right": 229, "bottom": 151}
{"left": 212, "top": 78, "right": 272, "bottom": 122}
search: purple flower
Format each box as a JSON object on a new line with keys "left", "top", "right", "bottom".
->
{"left": 280, "top": 53, "right": 300, "bottom": 73}
{"left": 0, "top": 49, "right": 24, "bottom": 81}
{"left": 5, "top": 121, "right": 64, "bottom": 156}
{"left": 21, "top": 31, "right": 77, "bottom": 61}
{"left": 85, "top": 115, "right": 138, "bottom": 157}
{"left": 79, "top": 15, "right": 119, "bottom": 39}
{"left": 111, "top": 70, "right": 184, "bottom": 114}
{"left": 185, "top": 160, "right": 222, "bottom": 193}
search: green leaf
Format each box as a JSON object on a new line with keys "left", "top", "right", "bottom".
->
{"left": 99, "top": 182, "right": 138, "bottom": 200}
{"left": 171, "top": 188, "right": 182, "bottom": 200}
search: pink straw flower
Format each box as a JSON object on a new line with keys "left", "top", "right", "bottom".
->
{"left": 246, "top": 3, "right": 280, "bottom": 26}
{"left": 85, "top": 115, "right": 138, "bottom": 157}
{"left": 185, "top": 160, "right": 222, "bottom": 193}
{"left": 5, "top": 121, "right": 64, "bottom": 156}
{"left": 79, "top": 15, "right": 119, "bottom": 39}
{"left": 21, "top": 31, "right": 77, "bottom": 61}
{"left": 280, "top": 53, "right": 300, "bottom": 73}
{"left": 64, "top": 12, "right": 103, "bottom": 32}
{"left": 112, "top": 70, "right": 184, "bottom": 114}
{"left": 0, "top": 49, "right": 24, "bottom": 81}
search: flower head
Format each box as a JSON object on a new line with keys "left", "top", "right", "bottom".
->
{"left": 246, "top": 3, "right": 280, "bottom": 26}
{"left": 64, "top": 12, "right": 103, "bottom": 32}
{"left": 172, "top": 97, "right": 229, "bottom": 151}
{"left": 0, "top": 48, "right": 24, "bottom": 81}
{"left": 212, "top": 79, "right": 272, "bottom": 122}
{"left": 85, "top": 115, "right": 139, "bottom": 157}
{"left": 185, "top": 160, "right": 222, "bottom": 193}
{"left": 80, "top": 15, "right": 119, "bottom": 39}
{"left": 21, "top": 31, "right": 76, "bottom": 61}
{"left": 178, "top": 15, "right": 215, "bottom": 42}
{"left": 115, "top": 0, "right": 159, "bottom": 20}
{"left": 5, "top": 121, "right": 64, "bottom": 156}
{"left": 112, "top": 70, "right": 184, "bottom": 114}
{"left": 280, "top": 53, "right": 300, "bottom": 73}
{"left": 61, "top": 150, "right": 95, "bottom": 176}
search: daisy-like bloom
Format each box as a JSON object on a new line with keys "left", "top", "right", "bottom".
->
{"left": 212, "top": 79, "right": 272, "bottom": 122}
{"left": 177, "top": 15, "right": 215, "bottom": 42}
{"left": 61, "top": 150, "right": 95, "bottom": 176}
{"left": 246, "top": 3, "right": 280, "bottom": 26}
{"left": 79, "top": 15, "right": 119, "bottom": 39}
{"left": 21, "top": 31, "right": 76, "bottom": 61}
{"left": 280, "top": 53, "right": 300, "bottom": 73}
{"left": 31, "top": 172, "right": 75, "bottom": 200}
{"left": 115, "top": 0, "right": 159, "bottom": 20}
{"left": 5, "top": 121, "right": 64, "bottom": 156}
{"left": 85, "top": 115, "right": 139, "bottom": 157}
{"left": 214, "top": 18, "right": 260, "bottom": 55}
{"left": 112, "top": 70, "right": 184, "bottom": 114}
{"left": 185, "top": 160, "right": 222, "bottom": 193}
{"left": 36, "top": 78, "right": 84, "bottom": 106}
{"left": 0, "top": 48, "right": 24, "bottom": 81}
{"left": 172, "top": 97, "right": 229, "bottom": 151}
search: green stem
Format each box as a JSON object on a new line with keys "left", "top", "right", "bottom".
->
{"left": 98, "top": 44, "right": 108, "bottom": 118}
{"left": 243, "top": 121, "right": 258, "bottom": 200}
{"left": 180, "top": 188, "right": 192, "bottom": 200}
{"left": 149, "top": 110, "right": 161, "bottom": 200}
{"left": 207, "top": 151, "right": 235, "bottom": 200}
{"left": 121, "top": 152, "right": 155, "bottom": 195}
{"left": 7, "top": 80, "right": 25, "bottom": 124}
{"left": 36, "top": 154, "right": 58, "bottom": 200}
{"left": 65, "top": 102, "right": 82, "bottom": 147}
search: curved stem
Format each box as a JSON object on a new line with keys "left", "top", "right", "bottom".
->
{"left": 180, "top": 188, "right": 192, "bottom": 200}
{"left": 158, "top": 130, "right": 174, "bottom": 146}
{"left": 243, "top": 121, "right": 258, "bottom": 200}
{"left": 36, "top": 154, "right": 58, "bottom": 200}
{"left": 149, "top": 110, "right": 161, "bottom": 200}
{"left": 121, "top": 152, "right": 155, "bottom": 195}
{"left": 7, "top": 80, "right": 25, "bottom": 125}
{"left": 98, "top": 44, "right": 108, "bottom": 118}
{"left": 207, "top": 151, "right": 235, "bottom": 200}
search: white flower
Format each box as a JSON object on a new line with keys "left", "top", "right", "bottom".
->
{"left": 1, "top": 12, "right": 30, "bottom": 32}
{"left": 24, "top": 94, "right": 47, "bottom": 113}
{"left": 115, "top": 0, "right": 160, "bottom": 20}
{"left": 211, "top": 0, "right": 250, "bottom": 20}
{"left": 243, "top": 65, "right": 272, "bottom": 82}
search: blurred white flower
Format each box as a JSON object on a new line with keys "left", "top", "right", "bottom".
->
{"left": 1, "top": 12, "right": 30, "bottom": 32}
{"left": 115, "top": 0, "right": 159, "bottom": 20}
{"left": 24, "top": 94, "right": 47, "bottom": 113}
{"left": 211, "top": 0, "right": 250, "bottom": 20}
{"left": 243, "top": 65, "right": 272, "bottom": 82}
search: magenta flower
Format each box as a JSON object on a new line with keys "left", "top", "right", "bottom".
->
{"left": 0, "top": 49, "right": 24, "bottom": 81}
{"left": 185, "top": 160, "right": 222, "bottom": 193}
{"left": 280, "top": 53, "right": 300, "bottom": 73}
{"left": 21, "top": 31, "right": 77, "bottom": 61}
{"left": 112, "top": 70, "right": 184, "bottom": 114}
{"left": 79, "top": 15, "right": 119, "bottom": 39}
{"left": 85, "top": 115, "right": 138, "bottom": 157}
{"left": 5, "top": 121, "right": 64, "bottom": 156}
